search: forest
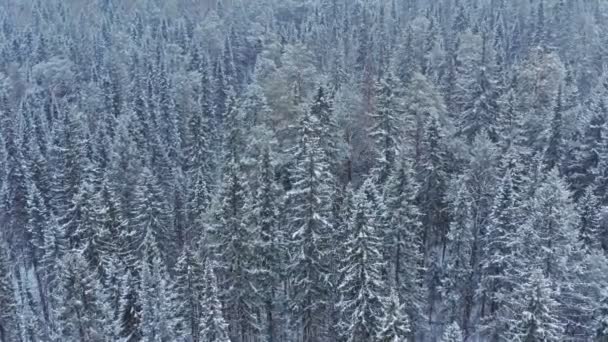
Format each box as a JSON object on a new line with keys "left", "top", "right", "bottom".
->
{"left": 1, "top": 0, "right": 608, "bottom": 341}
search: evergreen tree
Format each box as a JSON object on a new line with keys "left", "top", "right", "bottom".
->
{"left": 382, "top": 159, "right": 423, "bottom": 328}
{"left": 286, "top": 106, "right": 334, "bottom": 342}
{"left": 338, "top": 179, "right": 388, "bottom": 342}
{"left": 211, "top": 127, "right": 259, "bottom": 341}
{"left": 505, "top": 270, "right": 564, "bottom": 342}
{"left": 199, "top": 260, "right": 231, "bottom": 342}
{"left": 369, "top": 71, "right": 404, "bottom": 185}
{"left": 376, "top": 288, "right": 411, "bottom": 342}
{"left": 56, "top": 251, "right": 108, "bottom": 341}
{"left": 172, "top": 245, "right": 205, "bottom": 342}
{"left": 139, "top": 232, "right": 175, "bottom": 342}
{"left": 441, "top": 321, "right": 463, "bottom": 342}
{"left": 128, "top": 166, "right": 174, "bottom": 267}
{"left": 443, "top": 179, "right": 474, "bottom": 324}
{"left": 249, "top": 145, "right": 282, "bottom": 342}
{"left": 578, "top": 187, "right": 602, "bottom": 251}
{"left": 0, "top": 246, "right": 18, "bottom": 342}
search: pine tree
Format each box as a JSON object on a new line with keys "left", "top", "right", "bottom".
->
{"left": 0, "top": 245, "right": 18, "bottom": 342}
{"left": 199, "top": 260, "right": 231, "bottom": 342}
{"left": 338, "top": 179, "right": 388, "bottom": 342}
{"left": 172, "top": 245, "right": 205, "bottom": 342}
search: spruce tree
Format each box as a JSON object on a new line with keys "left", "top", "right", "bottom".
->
{"left": 369, "top": 71, "right": 403, "bottom": 185}
{"left": 382, "top": 159, "right": 423, "bottom": 329}
{"left": 285, "top": 103, "right": 335, "bottom": 342}
{"left": 172, "top": 245, "right": 205, "bottom": 341}
{"left": 199, "top": 260, "right": 231, "bottom": 342}
{"left": 443, "top": 179, "right": 474, "bottom": 324}
{"left": 0, "top": 246, "right": 18, "bottom": 342}
{"left": 338, "top": 179, "right": 388, "bottom": 342}
{"left": 441, "top": 321, "right": 463, "bottom": 342}
{"left": 139, "top": 231, "right": 175, "bottom": 342}
{"left": 505, "top": 270, "right": 564, "bottom": 342}
{"left": 56, "top": 251, "right": 108, "bottom": 341}
{"left": 376, "top": 288, "right": 411, "bottom": 342}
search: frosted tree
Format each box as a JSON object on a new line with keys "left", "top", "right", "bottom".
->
{"left": 369, "top": 71, "right": 404, "bottom": 185}
{"left": 285, "top": 104, "right": 335, "bottom": 342}
{"left": 382, "top": 159, "right": 423, "bottom": 329}
{"left": 56, "top": 251, "right": 108, "bottom": 341}
{"left": 578, "top": 187, "right": 602, "bottom": 251}
{"left": 128, "top": 166, "right": 174, "bottom": 266}
{"left": 505, "top": 270, "right": 564, "bottom": 342}
{"left": 440, "top": 322, "right": 463, "bottom": 342}
{"left": 199, "top": 260, "right": 231, "bottom": 342}
{"left": 442, "top": 179, "right": 474, "bottom": 324}
{"left": 172, "top": 245, "right": 205, "bottom": 342}
{"left": 338, "top": 179, "right": 388, "bottom": 342}
{"left": 248, "top": 145, "right": 282, "bottom": 342}
{"left": 139, "top": 232, "right": 175, "bottom": 342}
{"left": 210, "top": 102, "right": 259, "bottom": 340}
{"left": 480, "top": 169, "right": 523, "bottom": 340}
{"left": 0, "top": 246, "right": 18, "bottom": 342}
{"left": 376, "top": 288, "right": 411, "bottom": 342}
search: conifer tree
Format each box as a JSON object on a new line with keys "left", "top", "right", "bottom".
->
{"left": 383, "top": 159, "right": 423, "bottom": 328}
{"left": 128, "top": 166, "right": 174, "bottom": 266}
{"left": 338, "top": 179, "right": 388, "bottom": 342}
{"left": 139, "top": 231, "right": 175, "bottom": 342}
{"left": 443, "top": 179, "right": 474, "bottom": 324}
{"left": 199, "top": 260, "right": 231, "bottom": 342}
{"left": 172, "top": 245, "right": 205, "bottom": 342}
{"left": 249, "top": 145, "right": 282, "bottom": 342}
{"left": 369, "top": 71, "right": 403, "bottom": 185}
{"left": 286, "top": 105, "right": 335, "bottom": 342}
{"left": 578, "top": 187, "right": 602, "bottom": 251}
{"left": 376, "top": 288, "right": 411, "bottom": 342}
{"left": 56, "top": 251, "right": 108, "bottom": 341}
{"left": 0, "top": 246, "right": 18, "bottom": 342}
{"left": 505, "top": 270, "right": 564, "bottom": 342}
{"left": 441, "top": 321, "right": 463, "bottom": 342}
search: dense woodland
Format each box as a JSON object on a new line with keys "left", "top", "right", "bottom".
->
{"left": 2, "top": 0, "right": 608, "bottom": 341}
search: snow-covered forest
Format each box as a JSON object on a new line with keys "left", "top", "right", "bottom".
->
{"left": 1, "top": 0, "right": 608, "bottom": 341}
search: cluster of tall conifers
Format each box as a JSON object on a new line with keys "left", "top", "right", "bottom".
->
{"left": 2, "top": 0, "right": 608, "bottom": 341}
